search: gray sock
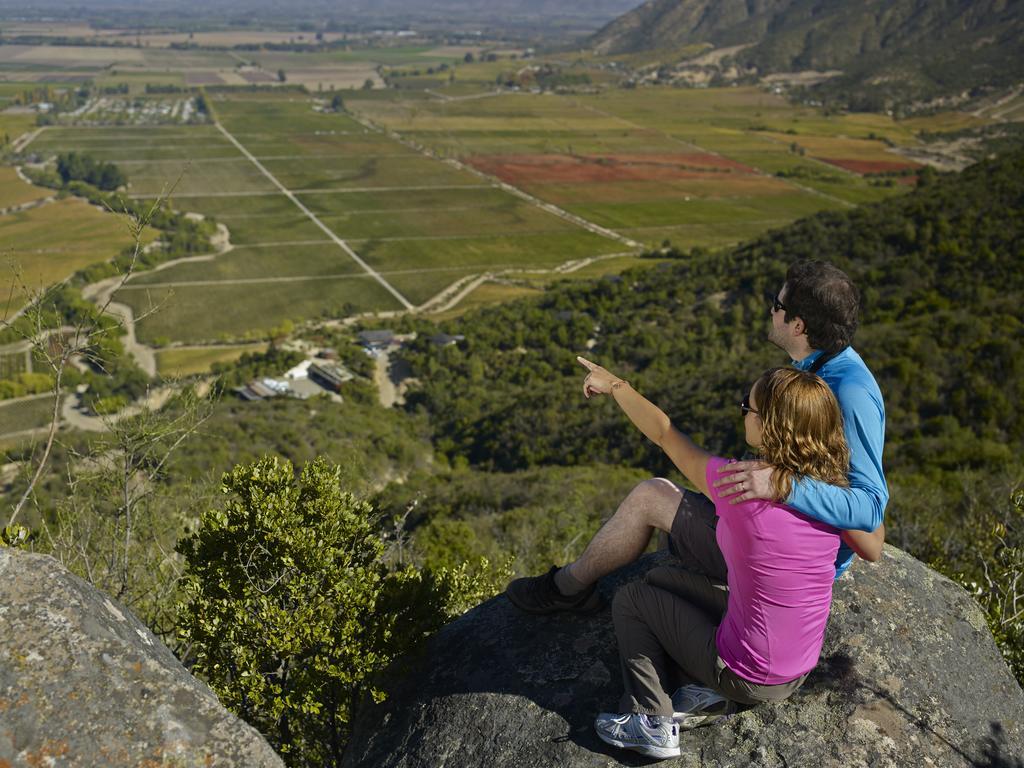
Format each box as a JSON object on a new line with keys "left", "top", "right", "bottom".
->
{"left": 553, "top": 564, "right": 588, "bottom": 597}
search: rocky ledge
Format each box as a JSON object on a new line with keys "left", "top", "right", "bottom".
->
{"left": 0, "top": 549, "right": 282, "bottom": 767}
{"left": 344, "top": 547, "right": 1024, "bottom": 767}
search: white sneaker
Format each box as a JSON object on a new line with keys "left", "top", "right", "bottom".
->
{"left": 594, "top": 712, "right": 680, "bottom": 760}
{"left": 671, "top": 684, "right": 736, "bottom": 730}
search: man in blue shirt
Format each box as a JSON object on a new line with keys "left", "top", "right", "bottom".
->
{"left": 507, "top": 259, "right": 887, "bottom": 612}
{"left": 715, "top": 260, "right": 888, "bottom": 576}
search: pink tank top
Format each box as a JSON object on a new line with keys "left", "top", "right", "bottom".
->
{"left": 706, "top": 457, "right": 840, "bottom": 685}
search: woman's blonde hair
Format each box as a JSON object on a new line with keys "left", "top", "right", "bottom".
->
{"left": 752, "top": 367, "right": 850, "bottom": 501}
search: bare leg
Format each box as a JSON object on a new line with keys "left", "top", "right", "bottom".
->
{"left": 555, "top": 478, "right": 682, "bottom": 595}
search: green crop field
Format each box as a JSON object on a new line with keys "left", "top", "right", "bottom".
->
{"left": 155, "top": 344, "right": 268, "bottom": 376}
{"left": 355, "top": 229, "right": 624, "bottom": 275}
{"left": 117, "top": 275, "right": 404, "bottom": 344}
{"left": 0, "top": 112, "right": 37, "bottom": 143}
{"left": 294, "top": 186, "right": 507, "bottom": 216}
{"left": 0, "top": 167, "right": 51, "bottom": 209}
{"left": 0, "top": 197, "right": 156, "bottom": 315}
{"left": 0, "top": 394, "right": 56, "bottom": 437}
{"left": 130, "top": 243, "right": 365, "bottom": 284}
{"left": 255, "top": 155, "right": 480, "bottom": 190}
{"left": 427, "top": 281, "right": 543, "bottom": 321}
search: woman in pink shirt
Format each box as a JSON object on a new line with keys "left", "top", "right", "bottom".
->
{"left": 578, "top": 358, "right": 884, "bottom": 760}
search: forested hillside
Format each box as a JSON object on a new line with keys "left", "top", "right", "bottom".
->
{"left": 401, "top": 157, "right": 1022, "bottom": 477}
{"left": 392, "top": 150, "right": 1024, "bottom": 677}
{"left": 589, "top": 0, "right": 1024, "bottom": 108}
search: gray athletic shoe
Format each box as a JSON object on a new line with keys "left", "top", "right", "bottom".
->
{"left": 505, "top": 566, "right": 602, "bottom": 615}
{"left": 671, "top": 684, "right": 736, "bottom": 730}
{"left": 594, "top": 712, "right": 680, "bottom": 760}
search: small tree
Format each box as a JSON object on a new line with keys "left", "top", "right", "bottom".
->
{"left": 176, "top": 455, "right": 508, "bottom": 766}
{"left": 362, "top": 78, "right": 374, "bottom": 90}
{"left": 330, "top": 93, "right": 345, "bottom": 112}
{"left": 278, "top": 68, "right": 287, "bottom": 83}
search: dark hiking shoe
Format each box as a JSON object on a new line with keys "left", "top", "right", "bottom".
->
{"left": 505, "top": 566, "right": 602, "bottom": 614}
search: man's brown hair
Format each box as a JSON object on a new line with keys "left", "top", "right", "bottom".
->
{"left": 784, "top": 261, "right": 859, "bottom": 353}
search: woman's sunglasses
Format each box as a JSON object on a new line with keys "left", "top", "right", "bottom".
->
{"left": 740, "top": 394, "right": 759, "bottom": 416}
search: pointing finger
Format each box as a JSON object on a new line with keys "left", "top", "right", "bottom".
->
{"left": 576, "top": 355, "right": 597, "bottom": 371}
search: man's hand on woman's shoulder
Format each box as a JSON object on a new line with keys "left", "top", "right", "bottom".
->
{"left": 714, "top": 461, "right": 777, "bottom": 505}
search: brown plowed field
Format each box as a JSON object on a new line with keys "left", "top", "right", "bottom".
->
{"left": 819, "top": 158, "right": 921, "bottom": 174}
{"left": 466, "top": 153, "right": 755, "bottom": 185}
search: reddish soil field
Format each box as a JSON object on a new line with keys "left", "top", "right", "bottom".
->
{"left": 819, "top": 157, "right": 921, "bottom": 174}
{"left": 466, "top": 153, "right": 755, "bottom": 185}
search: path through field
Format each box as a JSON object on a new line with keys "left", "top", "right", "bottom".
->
{"left": 213, "top": 120, "right": 416, "bottom": 310}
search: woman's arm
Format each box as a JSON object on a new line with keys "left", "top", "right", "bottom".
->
{"left": 578, "top": 356, "right": 711, "bottom": 495}
{"left": 840, "top": 523, "right": 885, "bottom": 562}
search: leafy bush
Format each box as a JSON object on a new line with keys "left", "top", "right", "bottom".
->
{"left": 56, "top": 151, "right": 125, "bottom": 191}
{"left": 176, "top": 455, "right": 507, "bottom": 766}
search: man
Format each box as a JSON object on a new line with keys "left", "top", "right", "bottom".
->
{"left": 505, "top": 260, "right": 887, "bottom": 726}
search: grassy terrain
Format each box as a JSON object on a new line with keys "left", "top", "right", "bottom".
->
{"left": 0, "top": 112, "right": 37, "bottom": 143}
{"left": 0, "top": 198, "right": 156, "bottom": 315}
{"left": 156, "top": 344, "right": 269, "bottom": 376}
{"left": 117, "top": 276, "right": 404, "bottom": 343}
{"left": 130, "top": 243, "right": 365, "bottom": 284}
{"left": 0, "top": 167, "right": 51, "bottom": 209}
{"left": 427, "top": 281, "right": 544, "bottom": 322}
{"left": 0, "top": 394, "right": 55, "bottom": 437}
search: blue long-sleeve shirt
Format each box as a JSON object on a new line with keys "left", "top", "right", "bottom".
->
{"left": 789, "top": 347, "right": 888, "bottom": 577}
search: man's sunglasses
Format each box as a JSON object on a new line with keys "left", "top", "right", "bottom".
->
{"left": 740, "top": 394, "right": 759, "bottom": 416}
{"left": 769, "top": 292, "right": 787, "bottom": 313}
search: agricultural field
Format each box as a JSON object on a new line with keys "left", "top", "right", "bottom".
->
{"left": 2, "top": 40, "right": 1002, "bottom": 347}
{"left": 155, "top": 343, "right": 268, "bottom": 376}
{"left": 0, "top": 167, "right": 51, "bottom": 209}
{"left": 23, "top": 89, "right": 628, "bottom": 343}
{"left": 0, "top": 393, "right": 56, "bottom": 438}
{"left": 0, "top": 196, "right": 156, "bottom": 316}
{"left": 346, "top": 87, "right": 890, "bottom": 247}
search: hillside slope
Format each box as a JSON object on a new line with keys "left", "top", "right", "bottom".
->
{"left": 590, "top": 0, "right": 1024, "bottom": 106}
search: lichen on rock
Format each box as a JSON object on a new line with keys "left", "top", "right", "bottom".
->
{"left": 0, "top": 549, "right": 282, "bottom": 767}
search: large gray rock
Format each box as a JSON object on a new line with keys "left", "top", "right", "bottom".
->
{"left": 0, "top": 549, "right": 283, "bottom": 768}
{"left": 345, "top": 547, "right": 1024, "bottom": 767}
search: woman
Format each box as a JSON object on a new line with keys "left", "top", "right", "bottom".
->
{"left": 576, "top": 356, "right": 884, "bottom": 760}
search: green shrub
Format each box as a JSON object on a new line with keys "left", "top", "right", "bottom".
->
{"left": 176, "top": 455, "right": 508, "bottom": 766}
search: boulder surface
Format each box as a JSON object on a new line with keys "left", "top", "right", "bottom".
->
{"left": 0, "top": 548, "right": 282, "bottom": 767}
{"left": 344, "top": 546, "right": 1024, "bottom": 767}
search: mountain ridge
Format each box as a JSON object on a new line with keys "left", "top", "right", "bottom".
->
{"left": 589, "top": 0, "right": 1024, "bottom": 108}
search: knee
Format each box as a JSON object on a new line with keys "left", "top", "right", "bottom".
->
{"left": 611, "top": 581, "right": 647, "bottom": 621}
{"left": 622, "top": 478, "right": 680, "bottom": 526}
